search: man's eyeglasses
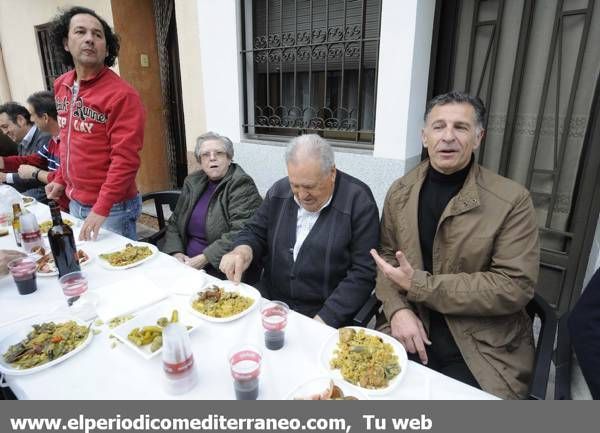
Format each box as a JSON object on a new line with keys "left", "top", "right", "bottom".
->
{"left": 200, "top": 150, "right": 227, "bottom": 159}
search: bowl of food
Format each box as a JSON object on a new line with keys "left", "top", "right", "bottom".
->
{"left": 39, "top": 218, "right": 74, "bottom": 235}
{"left": 34, "top": 247, "right": 92, "bottom": 276}
{"left": 319, "top": 326, "right": 407, "bottom": 395}
{"left": 287, "top": 377, "right": 368, "bottom": 400}
{"left": 188, "top": 282, "right": 261, "bottom": 323}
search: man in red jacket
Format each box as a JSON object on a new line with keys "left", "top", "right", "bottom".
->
{"left": 45, "top": 6, "right": 146, "bottom": 241}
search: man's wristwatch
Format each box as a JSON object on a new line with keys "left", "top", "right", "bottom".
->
{"left": 32, "top": 169, "right": 40, "bottom": 180}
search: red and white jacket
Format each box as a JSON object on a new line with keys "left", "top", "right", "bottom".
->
{"left": 53, "top": 67, "right": 146, "bottom": 216}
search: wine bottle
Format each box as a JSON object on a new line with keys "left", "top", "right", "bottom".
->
{"left": 47, "top": 200, "right": 81, "bottom": 277}
{"left": 12, "top": 203, "right": 22, "bottom": 247}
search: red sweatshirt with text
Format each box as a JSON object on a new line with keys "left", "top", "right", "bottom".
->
{"left": 53, "top": 67, "right": 146, "bottom": 216}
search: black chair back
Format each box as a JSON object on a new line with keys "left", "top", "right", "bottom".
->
{"left": 139, "top": 190, "right": 181, "bottom": 245}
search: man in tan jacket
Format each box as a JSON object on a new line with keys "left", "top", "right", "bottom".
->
{"left": 371, "top": 92, "right": 539, "bottom": 399}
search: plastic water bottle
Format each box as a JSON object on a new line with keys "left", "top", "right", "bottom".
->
{"left": 162, "top": 323, "right": 198, "bottom": 395}
{"left": 19, "top": 211, "right": 44, "bottom": 253}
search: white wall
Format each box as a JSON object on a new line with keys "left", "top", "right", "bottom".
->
{"left": 175, "top": 0, "right": 206, "bottom": 152}
{"left": 196, "top": 0, "right": 242, "bottom": 143}
{"left": 374, "top": 0, "right": 435, "bottom": 161}
{"left": 0, "top": 0, "right": 114, "bottom": 105}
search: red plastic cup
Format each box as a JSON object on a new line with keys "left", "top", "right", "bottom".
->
{"left": 229, "top": 345, "right": 262, "bottom": 400}
{"left": 7, "top": 257, "right": 37, "bottom": 295}
{"left": 261, "top": 301, "right": 289, "bottom": 350}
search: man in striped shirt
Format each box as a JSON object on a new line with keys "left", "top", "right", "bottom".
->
{"left": 0, "top": 91, "right": 69, "bottom": 210}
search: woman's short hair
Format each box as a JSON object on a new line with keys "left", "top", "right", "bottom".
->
{"left": 285, "top": 134, "right": 335, "bottom": 174}
{"left": 194, "top": 132, "right": 235, "bottom": 161}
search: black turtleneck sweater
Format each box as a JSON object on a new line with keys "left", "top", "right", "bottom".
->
{"left": 417, "top": 157, "right": 474, "bottom": 370}
{"left": 418, "top": 157, "right": 473, "bottom": 274}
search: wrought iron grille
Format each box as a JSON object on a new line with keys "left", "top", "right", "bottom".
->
{"left": 240, "top": 0, "right": 382, "bottom": 145}
{"left": 35, "top": 23, "right": 71, "bottom": 91}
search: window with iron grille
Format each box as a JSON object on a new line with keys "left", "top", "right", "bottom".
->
{"left": 35, "top": 23, "right": 71, "bottom": 91}
{"left": 240, "top": 0, "right": 382, "bottom": 146}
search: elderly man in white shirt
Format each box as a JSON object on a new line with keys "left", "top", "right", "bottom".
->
{"left": 220, "top": 134, "right": 379, "bottom": 328}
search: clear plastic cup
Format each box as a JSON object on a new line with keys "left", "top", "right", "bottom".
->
{"left": 162, "top": 323, "right": 198, "bottom": 395}
{"left": 59, "top": 271, "right": 88, "bottom": 300}
{"left": 58, "top": 271, "right": 97, "bottom": 320}
{"left": 261, "top": 301, "right": 289, "bottom": 350}
{"left": 7, "top": 257, "right": 37, "bottom": 295}
{"left": 229, "top": 345, "right": 262, "bottom": 400}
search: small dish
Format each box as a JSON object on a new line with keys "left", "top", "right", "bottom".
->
{"left": 286, "top": 377, "right": 369, "bottom": 400}
{"left": 36, "top": 250, "right": 93, "bottom": 277}
{"left": 21, "top": 196, "right": 36, "bottom": 207}
{"left": 188, "top": 281, "right": 261, "bottom": 323}
{"left": 110, "top": 300, "right": 201, "bottom": 360}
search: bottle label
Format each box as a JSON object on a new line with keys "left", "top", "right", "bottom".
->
{"left": 163, "top": 355, "right": 194, "bottom": 377}
{"left": 21, "top": 230, "right": 42, "bottom": 242}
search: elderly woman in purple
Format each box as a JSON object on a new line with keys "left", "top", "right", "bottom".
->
{"left": 162, "top": 132, "right": 262, "bottom": 279}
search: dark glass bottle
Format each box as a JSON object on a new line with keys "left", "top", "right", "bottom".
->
{"left": 47, "top": 200, "right": 81, "bottom": 277}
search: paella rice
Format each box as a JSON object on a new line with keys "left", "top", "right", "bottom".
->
{"left": 2, "top": 321, "right": 90, "bottom": 370}
{"left": 329, "top": 328, "right": 401, "bottom": 389}
{"left": 99, "top": 243, "right": 153, "bottom": 267}
{"left": 191, "top": 285, "right": 254, "bottom": 318}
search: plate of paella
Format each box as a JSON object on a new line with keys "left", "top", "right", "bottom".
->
{"left": 319, "top": 326, "right": 407, "bottom": 395}
{"left": 98, "top": 242, "right": 158, "bottom": 270}
{"left": 0, "top": 318, "right": 93, "bottom": 376}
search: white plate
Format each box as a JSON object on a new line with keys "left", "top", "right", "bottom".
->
{"left": 38, "top": 219, "right": 76, "bottom": 237}
{"left": 286, "top": 376, "right": 370, "bottom": 400}
{"left": 110, "top": 300, "right": 201, "bottom": 360}
{"left": 0, "top": 317, "right": 93, "bottom": 376}
{"left": 319, "top": 326, "right": 408, "bottom": 396}
{"left": 36, "top": 251, "right": 94, "bottom": 277}
{"left": 188, "top": 281, "right": 261, "bottom": 323}
{"left": 21, "top": 196, "right": 36, "bottom": 208}
{"left": 97, "top": 242, "right": 158, "bottom": 270}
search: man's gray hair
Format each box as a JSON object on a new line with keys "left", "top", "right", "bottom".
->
{"left": 194, "top": 131, "right": 235, "bottom": 161}
{"left": 424, "top": 91, "right": 486, "bottom": 130}
{"left": 285, "top": 134, "right": 335, "bottom": 173}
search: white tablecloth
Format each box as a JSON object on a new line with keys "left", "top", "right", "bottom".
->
{"left": 0, "top": 202, "right": 497, "bottom": 400}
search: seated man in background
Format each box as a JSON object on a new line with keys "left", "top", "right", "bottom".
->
{"left": 568, "top": 267, "right": 600, "bottom": 400}
{"left": 0, "top": 131, "right": 18, "bottom": 157}
{"left": 0, "top": 102, "right": 50, "bottom": 196}
{"left": 220, "top": 134, "right": 379, "bottom": 328}
{"left": 0, "top": 91, "right": 69, "bottom": 210}
{"left": 371, "top": 91, "right": 539, "bottom": 399}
